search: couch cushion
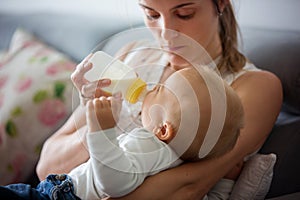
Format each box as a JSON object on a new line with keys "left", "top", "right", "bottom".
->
{"left": 0, "top": 13, "right": 139, "bottom": 63}
{"left": 240, "top": 26, "right": 300, "bottom": 114}
{"left": 260, "top": 116, "right": 300, "bottom": 198}
{"left": 0, "top": 28, "right": 76, "bottom": 185}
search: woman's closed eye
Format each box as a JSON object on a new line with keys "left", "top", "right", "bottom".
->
{"left": 175, "top": 8, "right": 196, "bottom": 20}
{"left": 142, "top": 7, "right": 196, "bottom": 21}
{"left": 145, "top": 13, "right": 195, "bottom": 21}
{"left": 143, "top": 9, "right": 160, "bottom": 20}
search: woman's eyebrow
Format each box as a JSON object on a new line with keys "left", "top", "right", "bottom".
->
{"left": 139, "top": 2, "right": 196, "bottom": 11}
{"left": 172, "top": 3, "right": 196, "bottom": 10}
{"left": 138, "top": 3, "right": 154, "bottom": 11}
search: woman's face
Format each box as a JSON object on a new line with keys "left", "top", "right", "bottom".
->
{"left": 139, "top": 0, "right": 221, "bottom": 68}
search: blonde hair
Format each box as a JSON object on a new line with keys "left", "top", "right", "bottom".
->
{"left": 214, "top": 0, "right": 247, "bottom": 73}
{"left": 205, "top": 82, "right": 244, "bottom": 159}
{"left": 177, "top": 68, "right": 244, "bottom": 161}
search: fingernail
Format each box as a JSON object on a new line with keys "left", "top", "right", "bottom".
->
{"left": 102, "top": 79, "right": 111, "bottom": 84}
{"left": 85, "top": 62, "right": 92, "bottom": 67}
{"left": 113, "top": 92, "right": 122, "bottom": 99}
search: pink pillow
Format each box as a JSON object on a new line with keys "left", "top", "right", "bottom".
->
{"left": 0, "top": 29, "right": 76, "bottom": 184}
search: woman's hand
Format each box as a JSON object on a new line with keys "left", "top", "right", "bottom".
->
{"left": 71, "top": 54, "right": 112, "bottom": 105}
{"left": 37, "top": 54, "right": 118, "bottom": 180}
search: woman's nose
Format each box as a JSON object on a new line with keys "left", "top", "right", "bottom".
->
{"left": 159, "top": 17, "right": 179, "bottom": 41}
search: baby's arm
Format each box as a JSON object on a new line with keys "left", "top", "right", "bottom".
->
{"left": 85, "top": 97, "right": 147, "bottom": 197}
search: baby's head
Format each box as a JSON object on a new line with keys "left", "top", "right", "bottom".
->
{"left": 141, "top": 67, "right": 244, "bottom": 161}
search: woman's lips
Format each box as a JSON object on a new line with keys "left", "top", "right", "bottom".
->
{"left": 162, "top": 45, "right": 185, "bottom": 52}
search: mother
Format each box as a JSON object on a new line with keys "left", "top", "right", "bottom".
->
{"left": 36, "top": 0, "right": 282, "bottom": 199}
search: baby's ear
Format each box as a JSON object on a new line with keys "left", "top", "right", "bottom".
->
{"left": 155, "top": 121, "right": 175, "bottom": 143}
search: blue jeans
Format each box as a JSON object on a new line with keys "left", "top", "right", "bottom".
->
{"left": 0, "top": 174, "right": 80, "bottom": 200}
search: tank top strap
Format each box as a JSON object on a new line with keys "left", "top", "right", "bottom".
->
{"left": 221, "top": 62, "right": 261, "bottom": 85}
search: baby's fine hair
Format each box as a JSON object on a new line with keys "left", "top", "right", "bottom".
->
{"left": 177, "top": 68, "right": 244, "bottom": 161}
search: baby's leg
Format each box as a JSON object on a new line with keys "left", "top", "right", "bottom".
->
{"left": 0, "top": 174, "right": 80, "bottom": 200}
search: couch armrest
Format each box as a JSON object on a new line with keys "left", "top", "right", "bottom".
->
{"left": 260, "top": 113, "right": 300, "bottom": 198}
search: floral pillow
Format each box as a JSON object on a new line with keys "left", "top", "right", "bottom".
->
{"left": 0, "top": 29, "right": 77, "bottom": 184}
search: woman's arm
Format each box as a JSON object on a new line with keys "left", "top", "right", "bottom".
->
{"left": 107, "top": 70, "right": 283, "bottom": 200}
{"left": 36, "top": 105, "right": 89, "bottom": 180}
{"left": 37, "top": 53, "right": 112, "bottom": 180}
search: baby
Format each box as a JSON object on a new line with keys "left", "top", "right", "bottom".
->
{"left": 0, "top": 67, "right": 244, "bottom": 200}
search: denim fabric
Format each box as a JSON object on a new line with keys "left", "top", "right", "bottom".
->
{"left": 0, "top": 174, "right": 80, "bottom": 200}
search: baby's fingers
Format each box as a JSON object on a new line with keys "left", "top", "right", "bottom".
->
{"left": 94, "top": 97, "right": 117, "bottom": 129}
{"left": 86, "top": 100, "right": 101, "bottom": 132}
{"left": 107, "top": 96, "right": 122, "bottom": 122}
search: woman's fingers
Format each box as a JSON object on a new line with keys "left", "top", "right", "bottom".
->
{"left": 95, "top": 79, "right": 112, "bottom": 97}
{"left": 97, "top": 79, "right": 111, "bottom": 88}
{"left": 71, "top": 62, "right": 92, "bottom": 84}
{"left": 81, "top": 82, "right": 98, "bottom": 98}
{"left": 71, "top": 54, "right": 93, "bottom": 89}
{"left": 81, "top": 79, "right": 112, "bottom": 98}
{"left": 72, "top": 53, "right": 115, "bottom": 106}
{"left": 78, "top": 53, "right": 94, "bottom": 75}
{"left": 80, "top": 53, "right": 93, "bottom": 69}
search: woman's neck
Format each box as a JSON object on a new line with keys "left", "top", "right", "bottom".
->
{"left": 206, "top": 31, "right": 223, "bottom": 61}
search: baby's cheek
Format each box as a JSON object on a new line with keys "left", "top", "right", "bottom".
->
{"left": 141, "top": 112, "right": 149, "bottom": 127}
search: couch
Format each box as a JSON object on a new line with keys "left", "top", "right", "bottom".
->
{"left": 0, "top": 1, "right": 299, "bottom": 199}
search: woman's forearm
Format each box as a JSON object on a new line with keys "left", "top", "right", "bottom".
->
{"left": 36, "top": 106, "right": 89, "bottom": 180}
{"left": 108, "top": 149, "right": 242, "bottom": 200}
{"left": 36, "top": 126, "right": 89, "bottom": 180}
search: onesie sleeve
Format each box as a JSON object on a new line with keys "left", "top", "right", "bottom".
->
{"left": 86, "top": 128, "right": 148, "bottom": 197}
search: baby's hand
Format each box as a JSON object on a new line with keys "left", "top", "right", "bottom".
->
{"left": 86, "top": 96, "right": 122, "bottom": 133}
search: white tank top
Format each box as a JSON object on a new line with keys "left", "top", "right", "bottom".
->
{"left": 221, "top": 61, "right": 261, "bottom": 85}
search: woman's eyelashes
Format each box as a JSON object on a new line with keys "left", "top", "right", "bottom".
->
{"left": 146, "top": 14, "right": 159, "bottom": 21}
{"left": 144, "top": 9, "right": 160, "bottom": 20}
{"left": 145, "top": 13, "right": 195, "bottom": 21}
{"left": 177, "top": 13, "right": 195, "bottom": 20}
{"left": 175, "top": 7, "right": 196, "bottom": 20}
{"left": 143, "top": 9, "right": 195, "bottom": 21}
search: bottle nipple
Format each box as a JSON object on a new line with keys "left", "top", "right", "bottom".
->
{"left": 126, "top": 78, "right": 147, "bottom": 104}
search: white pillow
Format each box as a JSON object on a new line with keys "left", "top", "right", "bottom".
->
{"left": 230, "top": 153, "right": 277, "bottom": 200}
{"left": 0, "top": 28, "right": 76, "bottom": 184}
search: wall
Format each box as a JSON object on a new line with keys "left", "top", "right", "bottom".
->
{"left": 1, "top": 0, "right": 300, "bottom": 31}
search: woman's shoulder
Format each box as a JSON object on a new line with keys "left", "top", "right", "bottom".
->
{"left": 231, "top": 68, "right": 283, "bottom": 118}
{"left": 231, "top": 70, "right": 282, "bottom": 99}
{"left": 233, "top": 69, "right": 282, "bottom": 95}
{"left": 231, "top": 61, "right": 281, "bottom": 90}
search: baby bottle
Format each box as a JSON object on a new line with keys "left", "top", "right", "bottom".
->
{"left": 84, "top": 51, "right": 147, "bottom": 104}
